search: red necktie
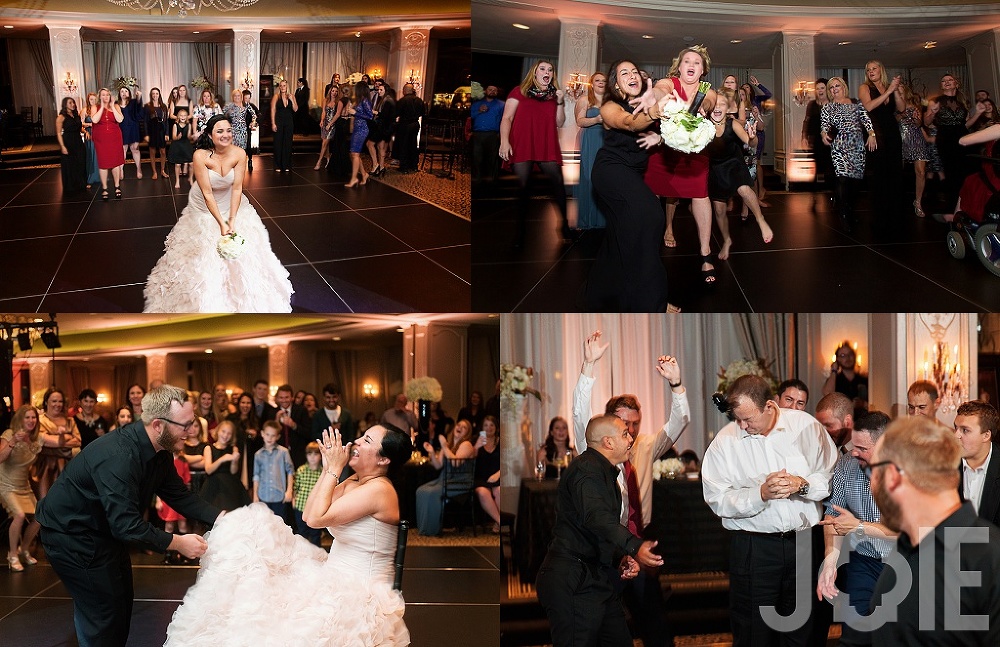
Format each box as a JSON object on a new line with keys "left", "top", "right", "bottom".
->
{"left": 623, "top": 459, "right": 643, "bottom": 538}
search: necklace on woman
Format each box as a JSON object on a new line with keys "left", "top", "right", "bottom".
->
{"left": 351, "top": 474, "right": 384, "bottom": 485}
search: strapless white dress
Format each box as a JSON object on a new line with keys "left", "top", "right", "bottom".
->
{"left": 164, "top": 503, "right": 409, "bottom": 646}
{"left": 143, "top": 168, "right": 293, "bottom": 313}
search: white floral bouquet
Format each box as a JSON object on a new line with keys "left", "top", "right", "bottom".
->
{"left": 658, "top": 81, "right": 715, "bottom": 154}
{"left": 113, "top": 76, "right": 139, "bottom": 92}
{"left": 470, "top": 82, "right": 485, "bottom": 101}
{"left": 405, "top": 377, "right": 443, "bottom": 403}
{"left": 653, "top": 458, "right": 685, "bottom": 480}
{"left": 217, "top": 232, "right": 246, "bottom": 260}
{"left": 717, "top": 358, "right": 778, "bottom": 394}
{"left": 501, "top": 363, "right": 541, "bottom": 401}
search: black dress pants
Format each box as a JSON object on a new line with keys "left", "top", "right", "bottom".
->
{"left": 729, "top": 530, "right": 815, "bottom": 647}
{"left": 41, "top": 528, "right": 134, "bottom": 647}
{"left": 536, "top": 553, "right": 632, "bottom": 647}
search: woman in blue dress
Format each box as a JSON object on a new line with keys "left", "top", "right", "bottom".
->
{"left": 574, "top": 71, "right": 607, "bottom": 229}
{"left": 117, "top": 86, "right": 144, "bottom": 178}
{"left": 414, "top": 419, "right": 475, "bottom": 536}
{"left": 345, "top": 80, "right": 373, "bottom": 187}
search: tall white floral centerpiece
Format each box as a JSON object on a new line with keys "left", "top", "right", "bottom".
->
{"left": 405, "top": 376, "right": 442, "bottom": 434}
{"left": 499, "top": 363, "right": 540, "bottom": 504}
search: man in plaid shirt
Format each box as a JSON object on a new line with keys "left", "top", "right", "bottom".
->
{"left": 292, "top": 441, "right": 324, "bottom": 546}
{"left": 817, "top": 410, "right": 898, "bottom": 646}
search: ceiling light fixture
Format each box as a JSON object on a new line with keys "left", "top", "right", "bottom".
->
{"left": 105, "top": 0, "right": 260, "bottom": 19}
{"left": 924, "top": 41, "right": 937, "bottom": 49}
{"left": 512, "top": 23, "right": 530, "bottom": 30}
{"left": 838, "top": 41, "right": 851, "bottom": 46}
{"left": 730, "top": 39, "right": 742, "bottom": 44}
{"left": 642, "top": 35, "right": 654, "bottom": 39}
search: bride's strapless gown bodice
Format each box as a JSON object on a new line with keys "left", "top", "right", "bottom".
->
{"left": 165, "top": 503, "right": 409, "bottom": 646}
{"left": 144, "top": 168, "right": 293, "bottom": 313}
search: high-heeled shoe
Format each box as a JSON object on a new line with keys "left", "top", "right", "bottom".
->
{"left": 371, "top": 166, "right": 382, "bottom": 176}
{"left": 359, "top": 174, "right": 369, "bottom": 185}
{"left": 115, "top": 187, "right": 122, "bottom": 200}
{"left": 8, "top": 555, "right": 23, "bottom": 572}
{"left": 324, "top": 157, "right": 330, "bottom": 168}
{"left": 101, "top": 189, "right": 109, "bottom": 201}
{"left": 18, "top": 550, "right": 36, "bottom": 566}
{"left": 344, "top": 179, "right": 359, "bottom": 188}
{"left": 913, "top": 200, "right": 926, "bottom": 218}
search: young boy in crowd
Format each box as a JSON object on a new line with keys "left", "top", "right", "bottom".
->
{"left": 293, "top": 441, "right": 325, "bottom": 546}
{"left": 253, "top": 420, "right": 294, "bottom": 526}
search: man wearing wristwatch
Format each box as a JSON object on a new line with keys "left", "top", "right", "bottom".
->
{"left": 816, "top": 411, "right": 897, "bottom": 646}
{"left": 702, "top": 374, "right": 838, "bottom": 647}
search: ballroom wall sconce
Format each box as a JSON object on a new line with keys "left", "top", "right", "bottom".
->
{"left": 363, "top": 383, "right": 378, "bottom": 401}
{"left": 922, "top": 343, "right": 966, "bottom": 413}
{"left": 64, "top": 72, "right": 78, "bottom": 94}
{"left": 566, "top": 72, "right": 589, "bottom": 100}
{"left": 793, "top": 80, "right": 814, "bottom": 106}
{"left": 407, "top": 69, "right": 422, "bottom": 93}
{"left": 242, "top": 70, "right": 254, "bottom": 92}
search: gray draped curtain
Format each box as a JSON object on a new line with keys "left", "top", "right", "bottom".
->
{"left": 241, "top": 356, "right": 268, "bottom": 395}
{"left": 189, "top": 360, "right": 218, "bottom": 393}
{"left": 732, "top": 314, "right": 796, "bottom": 384}
{"left": 66, "top": 367, "right": 91, "bottom": 404}
{"left": 326, "top": 348, "right": 395, "bottom": 419}
{"left": 113, "top": 363, "right": 141, "bottom": 411}
{"left": 8, "top": 39, "right": 55, "bottom": 135}
{"left": 193, "top": 43, "right": 224, "bottom": 95}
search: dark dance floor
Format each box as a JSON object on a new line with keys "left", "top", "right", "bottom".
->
{"left": 0, "top": 544, "right": 500, "bottom": 647}
{"left": 0, "top": 154, "right": 470, "bottom": 313}
{"left": 472, "top": 181, "right": 1000, "bottom": 312}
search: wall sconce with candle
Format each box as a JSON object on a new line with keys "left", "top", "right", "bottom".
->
{"left": 363, "top": 383, "right": 378, "bottom": 402}
{"left": 64, "top": 72, "right": 78, "bottom": 95}
{"left": 566, "top": 72, "right": 589, "bottom": 100}
{"left": 793, "top": 80, "right": 814, "bottom": 106}
{"left": 407, "top": 69, "right": 422, "bottom": 93}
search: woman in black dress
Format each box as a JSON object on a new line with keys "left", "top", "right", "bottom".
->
{"left": 932, "top": 73, "right": 977, "bottom": 207}
{"left": 271, "top": 79, "right": 297, "bottom": 172}
{"left": 55, "top": 97, "right": 87, "bottom": 194}
{"left": 581, "top": 59, "right": 668, "bottom": 312}
{"left": 144, "top": 88, "right": 170, "bottom": 180}
{"left": 858, "top": 60, "right": 904, "bottom": 224}
{"left": 329, "top": 84, "right": 353, "bottom": 179}
{"left": 294, "top": 77, "right": 312, "bottom": 135}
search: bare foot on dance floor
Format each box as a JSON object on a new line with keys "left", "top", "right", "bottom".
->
{"left": 759, "top": 221, "right": 774, "bottom": 244}
{"left": 718, "top": 237, "right": 733, "bottom": 261}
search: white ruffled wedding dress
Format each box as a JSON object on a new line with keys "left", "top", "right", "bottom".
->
{"left": 165, "top": 503, "right": 409, "bottom": 647}
{"left": 143, "top": 168, "right": 293, "bottom": 312}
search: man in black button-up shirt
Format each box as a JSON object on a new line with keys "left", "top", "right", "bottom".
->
{"left": 535, "top": 414, "right": 663, "bottom": 646}
{"left": 36, "top": 385, "right": 223, "bottom": 647}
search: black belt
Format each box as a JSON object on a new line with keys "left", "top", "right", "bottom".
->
{"left": 735, "top": 528, "right": 801, "bottom": 539}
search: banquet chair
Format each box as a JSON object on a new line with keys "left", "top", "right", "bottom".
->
{"left": 439, "top": 457, "right": 477, "bottom": 535}
{"left": 393, "top": 519, "right": 408, "bottom": 591}
{"left": 419, "top": 118, "right": 461, "bottom": 179}
{"left": 32, "top": 107, "right": 43, "bottom": 137}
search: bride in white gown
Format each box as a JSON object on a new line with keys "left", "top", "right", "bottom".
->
{"left": 164, "top": 425, "right": 412, "bottom": 646}
{"left": 144, "top": 114, "right": 293, "bottom": 313}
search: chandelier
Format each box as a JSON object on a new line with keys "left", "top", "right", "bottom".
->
{"left": 106, "top": 0, "right": 260, "bottom": 18}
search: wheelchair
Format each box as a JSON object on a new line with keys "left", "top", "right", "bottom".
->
{"left": 947, "top": 168, "right": 1000, "bottom": 278}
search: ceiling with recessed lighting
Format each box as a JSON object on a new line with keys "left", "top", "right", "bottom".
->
{"left": 2, "top": 314, "right": 497, "bottom": 360}
{"left": 0, "top": 1, "right": 469, "bottom": 42}
{"left": 472, "top": 0, "right": 1000, "bottom": 68}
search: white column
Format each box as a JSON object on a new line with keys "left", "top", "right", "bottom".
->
{"left": 557, "top": 18, "right": 601, "bottom": 156}
{"left": 390, "top": 26, "right": 431, "bottom": 101}
{"left": 45, "top": 24, "right": 85, "bottom": 112}
{"left": 232, "top": 29, "right": 262, "bottom": 103}
{"left": 146, "top": 354, "right": 167, "bottom": 387}
{"left": 29, "top": 361, "right": 50, "bottom": 405}
{"left": 775, "top": 31, "right": 817, "bottom": 187}
{"left": 268, "top": 343, "right": 289, "bottom": 393}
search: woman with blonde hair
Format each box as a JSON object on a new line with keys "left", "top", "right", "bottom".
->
{"left": 821, "top": 76, "right": 876, "bottom": 232}
{"left": 314, "top": 84, "right": 344, "bottom": 170}
{"left": 859, "top": 59, "right": 904, "bottom": 223}
{"left": 0, "top": 405, "right": 44, "bottom": 570}
{"left": 499, "top": 59, "right": 572, "bottom": 246}
{"left": 193, "top": 88, "right": 222, "bottom": 138}
{"left": 899, "top": 83, "right": 931, "bottom": 217}
{"left": 575, "top": 70, "right": 608, "bottom": 230}
{"left": 636, "top": 45, "right": 722, "bottom": 286}
{"left": 92, "top": 87, "right": 125, "bottom": 200}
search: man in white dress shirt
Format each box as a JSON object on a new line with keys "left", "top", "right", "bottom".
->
{"left": 702, "top": 374, "right": 838, "bottom": 647}
{"left": 955, "top": 400, "right": 1000, "bottom": 526}
{"left": 571, "top": 330, "right": 690, "bottom": 647}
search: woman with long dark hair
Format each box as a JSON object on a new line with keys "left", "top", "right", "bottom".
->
{"left": 144, "top": 87, "right": 170, "bottom": 180}
{"left": 117, "top": 86, "right": 144, "bottom": 178}
{"left": 345, "top": 80, "right": 373, "bottom": 187}
{"left": 56, "top": 97, "right": 87, "bottom": 193}
{"left": 932, "top": 73, "right": 977, "bottom": 206}
{"left": 499, "top": 60, "right": 573, "bottom": 246}
{"left": 144, "top": 114, "right": 293, "bottom": 312}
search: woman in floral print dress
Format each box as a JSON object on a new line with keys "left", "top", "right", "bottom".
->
{"left": 821, "top": 76, "right": 876, "bottom": 231}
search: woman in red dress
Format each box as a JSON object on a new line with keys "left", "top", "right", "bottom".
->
{"left": 91, "top": 88, "right": 125, "bottom": 200}
{"left": 639, "top": 46, "right": 723, "bottom": 285}
{"left": 499, "top": 60, "right": 572, "bottom": 247}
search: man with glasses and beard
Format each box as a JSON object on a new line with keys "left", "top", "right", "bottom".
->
{"left": 37, "top": 384, "right": 224, "bottom": 647}
{"left": 868, "top": 416, "right": 1000, "bottom": 644}
{"left": 702, "top": 374, "right": 838, "bottom": 647}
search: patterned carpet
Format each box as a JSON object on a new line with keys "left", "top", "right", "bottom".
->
{"left": 374, "top": 162, "right": 471, "bottom": 220}
{"left": 410, "top": 524, "right": 500, "bottom": 546}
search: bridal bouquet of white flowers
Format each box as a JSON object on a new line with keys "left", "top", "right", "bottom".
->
{"left": 217, "top": 232, "right": 246, "bottom": 260}
{"left": 658, "top": 81, "right": 715, "bottom": 154}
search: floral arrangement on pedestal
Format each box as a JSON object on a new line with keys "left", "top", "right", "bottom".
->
{"left": 113, "top": 76, "right": 139, "bottom": 92}
{"left": 716, "top": 358, "right": 778, "bottom": 394}
{"left": 191, "top": 76, "right": 214, "bottom": 94}
{"left": 652, "top": 458, "right": 685, "bottom": 480}
{"left": 404, "top": 376, "right": 442, "bottom": 403}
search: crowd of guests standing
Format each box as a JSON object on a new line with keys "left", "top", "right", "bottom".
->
{"left": 0, "top": 379, "right": 501, "bottom": 571}
{"left": 54, "top": 72, "right": 428, "bottom": 197}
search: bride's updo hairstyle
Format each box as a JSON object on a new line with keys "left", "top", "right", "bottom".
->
{"left": 377, "top": 424, "right": 413, "bottom": 481}
{"left": 195, "top": 114, "right": 233, "bottom": 151}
